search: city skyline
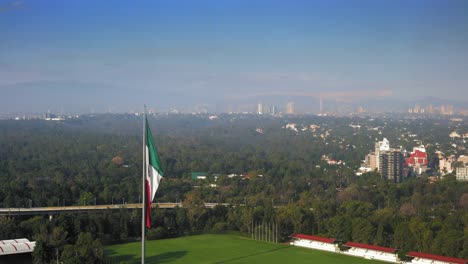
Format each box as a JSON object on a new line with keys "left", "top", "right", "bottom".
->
{"left": 1, "top": 0, "right": 468, "bottom": 113}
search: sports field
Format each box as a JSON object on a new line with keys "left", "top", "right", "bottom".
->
{"left": 105, "top": 234, "right": 383, "bottom": 263}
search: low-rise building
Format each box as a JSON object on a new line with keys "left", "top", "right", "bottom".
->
{"left": 439, "top": 156, "right": 455, "bottom": 174}
{"left": 458, "top": 155, "right": 468, "bottom": 165}
{"left": 456, "top": 167, "right": 468, "bottom": 181}
{"left": 191, "top": 172, "right": 208, "bottom": 180}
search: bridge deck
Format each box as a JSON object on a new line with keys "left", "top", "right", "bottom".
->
{"left": 0, "top": 202, "right": 228, "bottom": 216}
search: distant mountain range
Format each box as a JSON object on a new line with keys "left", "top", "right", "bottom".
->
{"left": 1, "top": 81, "right": 466, "bottom": 114}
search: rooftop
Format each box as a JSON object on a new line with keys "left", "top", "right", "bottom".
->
{"left": 291, "top": 234, "right": 336, "bottom": 244}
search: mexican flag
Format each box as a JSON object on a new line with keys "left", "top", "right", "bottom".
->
{"left": 145, "top": 116, "right": 163, "bottom": 229}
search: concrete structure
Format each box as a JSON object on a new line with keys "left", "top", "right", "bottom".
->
{"left": 456, "top": 167, "right": 468, "bottom": 181}
{"left": 380, "top": 149, "right": 404, "bottom": 183}
{"left": 290, "top": 234, "right": 338, "bottom": 253}
{"left": 343, "top": 242, "right": 399, "bottom": 263}
{"left": 407, "top": 251, "right": 467, "bottom": 264}
{"left": 0, "top": 202, "right": 229, "bottom": 216}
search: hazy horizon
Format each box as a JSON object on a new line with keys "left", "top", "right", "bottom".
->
{"left": 1, "top": 0, "right": 468, "bottom": 113}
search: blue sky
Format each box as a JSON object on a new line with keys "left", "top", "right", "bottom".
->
{"left": 1, "top": 0, "right": 467, "bottom": 112}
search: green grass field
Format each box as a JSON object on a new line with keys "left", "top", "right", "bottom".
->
{"left": 105, "top": 234, "right": 384, "bottom": 264}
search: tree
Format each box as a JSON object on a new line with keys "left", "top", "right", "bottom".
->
{"left": 351, "top": 218, "right": 375, "bottom": 244}
{"left": 459, "top": 193, "right": 468, "bottom": 210}
{"left": 182, "top": 189, "right": 207, "bottom": 230}
{"left": 399, "top": 203, "right": 416, "bottom": 217}
{"left": 60, "top": 232, "right": 103, "bottom": 264}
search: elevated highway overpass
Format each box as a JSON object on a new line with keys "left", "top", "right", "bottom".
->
{"left": 0, "top": 202, "right": 229, "bottom": 216}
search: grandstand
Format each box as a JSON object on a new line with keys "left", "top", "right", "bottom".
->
{"left": 290, "top": 234, "right": 338, "bottom": 253}
{"left": 342, "top": 242, "right": 399, "bottom": 263}
{"left": 407, "top": 251, "right": 467, "bottom": 264}
{"left": 0, "top": 238, "right": 36, "bottom": 256}
{"left": 289, "top": 233, "right": 468, "bottom": 264}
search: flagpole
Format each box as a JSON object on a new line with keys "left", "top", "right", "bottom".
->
{"left": 141, "top": 106, "right": 146, "bottom": 264}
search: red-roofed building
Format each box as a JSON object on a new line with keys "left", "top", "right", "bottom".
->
{"left": 407, "top": 251, "right": 467, "bottom": 264}
{"left": 343, "top": 241, "right": 399, "bottom": 263}
{"left": 405, "top": 147, "right": 428, "bottom": 167}
{"left": 290, "top": 234, "right": 338, "bottom": 253}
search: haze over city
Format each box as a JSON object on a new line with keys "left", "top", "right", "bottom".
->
{"left": 1, "top": 0, "right": 467, "bottom": 113}
{"left": 1, "top": 1, "right": 468, "bottom": 263}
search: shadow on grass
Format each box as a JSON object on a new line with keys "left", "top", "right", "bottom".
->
{"left": 215, "top": 245, "right": 291, "bottom": 264}
{"left": 148, "top": 251, "right": 188, "bottom": 263}
{"left": 105, "top": 250, "right": 187, "bottom": 263}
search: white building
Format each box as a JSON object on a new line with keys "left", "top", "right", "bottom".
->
{"left": 407, "top": 251, "right": 467, "bottom": 264}
{"left": 449, "top": 131, "right": 461, "bottom": 139}
{"left": 439, "top": 156, "right": 455, "bottom": 174}
{"left": 343, "top": 242, "right": 399, "bottom": 263}
{"left": 377, "top": 138, "right": 391, "bottom": 152}
{"left": 456, "top": 167, "right": 468, "bottom": 181}
{"left": 290, "top": 234, "right": 338, "bottom": 253}
{"left": 375, "top": 138, "right": 390, "bottom": 171}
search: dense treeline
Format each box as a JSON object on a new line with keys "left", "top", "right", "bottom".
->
{"left": 0, "top": 114, "right": 466, "bottom": 261}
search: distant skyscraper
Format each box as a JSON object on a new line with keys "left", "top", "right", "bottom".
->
{"left": 257, "top": 103, "right": 263, "bottom": 114}
{"left": 319, "top": 96, "right": 323, "bottom": 114}
{"left": 271, "top": 105, "right": 277, "bottom": 115}
{"left": 446, "top": 105, "right": 454, "bottom": 115}
{"left": 426, "top": 104, "right": 434, "bottom": 114}
{"left": 286, "top": 102, "right": 294, "bottom": 114}
{"left": 263, "top": 104, "right": 270, "bottom": 114}
{"left": 438, "top": 105, "right": 454, "bottom": 115}
{"left": 379, "top": 149, "right": 404, "bottom": 183}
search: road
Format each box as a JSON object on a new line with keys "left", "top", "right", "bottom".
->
{"left": 0, "top": 202, "right": 229, "bottom": 216}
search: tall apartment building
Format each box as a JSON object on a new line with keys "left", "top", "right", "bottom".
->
{"left": 375, "top": 138, "right": 390, "bottom": 171}
{"left": 379, "top": 149, "right": 404, "bottom": 183}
